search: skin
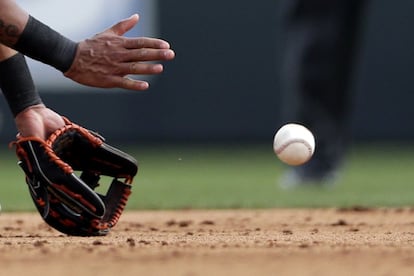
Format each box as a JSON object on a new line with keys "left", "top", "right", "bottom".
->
{"left": 0, "top": 0, "right": 175, "bottom": 139}
{"left": 14, "top": 104, "right": 66, "bottom": 139}
{"left": 0, "top": 0, "right": 175, "bottom": 90}
{"left": 0, "top": 45, "right": 63, "bottom": 139}
{"left": 0, "top": 0, "right": 27, "bottom": 46}
{"left": 65, "top": 14, "right": 175, "bottom": 91}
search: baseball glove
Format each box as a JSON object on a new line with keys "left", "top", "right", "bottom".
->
{"left": 11, "top": 117, "right": 138, "bottom": 236}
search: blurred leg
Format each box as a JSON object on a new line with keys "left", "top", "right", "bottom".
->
{"left": 279, "top": 0, "right": 368, "bottom": 187}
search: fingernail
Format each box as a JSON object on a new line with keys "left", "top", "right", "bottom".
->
{"left": 165, "top": 49, "right": 175, "bottom": 59}
{"left": 129, "top": 14, "right": 139, "bottom": 20}
{"left": 139, "top": 82, "right": 149, "bottom": 90}
{"left": 160, "top": 41, "right": 170, "bottom": 49}
{"left": 154, "top": 64, "right": 164, "bottom": 72}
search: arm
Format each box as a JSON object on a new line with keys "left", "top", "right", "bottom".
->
{"left": 0, "top": 0, "right": 28, "bottom": 46}
{"left": 0, "top": 0, "right": 175, "bottom": 91}
{"left": 0, "top": 43, "right": 65, "bottom": 139}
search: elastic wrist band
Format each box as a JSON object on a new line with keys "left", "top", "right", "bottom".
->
{"left": 0, "top": 53, "right": 43, "bottom": 117}
{"left": 13, "top": 15, "right": 78, "bottom": 72}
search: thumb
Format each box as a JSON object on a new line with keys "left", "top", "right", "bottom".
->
{"left": 108, "top": 14, "right": 139, "bottom": 35}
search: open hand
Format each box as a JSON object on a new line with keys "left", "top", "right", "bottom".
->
{"left": 64, "top": 14, "right": 175, "bottom": 91}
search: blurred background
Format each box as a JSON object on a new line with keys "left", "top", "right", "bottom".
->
{"left": 2, "top": 0, "right": 414, "bottom": 210}
{"left": 1, "top": 0, "right": 414, "bottom": 144}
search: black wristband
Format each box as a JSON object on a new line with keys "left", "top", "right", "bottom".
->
{"left": 0, "top": 53, "right": 43, "bottom": 117}
{"left": 13, "top": 16, "right": 78, "bottom": 72}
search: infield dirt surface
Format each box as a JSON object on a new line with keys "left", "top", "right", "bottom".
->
{"left": 1, "top": 208, "right": 414, "bottom": 276}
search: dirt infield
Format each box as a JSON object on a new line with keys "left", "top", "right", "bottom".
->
{"left": 1, "top": 208, "right": 414, "bottom": 276}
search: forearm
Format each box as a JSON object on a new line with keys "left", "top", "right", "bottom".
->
{"left": 0, "top": 46, "right": 43, "bottom": 117}
{"left": 1, "top": 3, "right": 175, "bottom": 91}
{"left": 0, "top": 0, "right": 77, "bottom": 72}
{"left": 0, "top": 0, "right": 29, "bottom": 46}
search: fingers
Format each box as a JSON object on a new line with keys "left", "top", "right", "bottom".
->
{"left": 105, "top": 75, "right": 150, "bottom": 91}
{"left": 121, "top": 38, "right": 175, "bottom": 63}
{"left": 66, "top": 15, "right": 175, "bottom": 91}
{"left": 121, "top": 48, "right": 175, "bottom": 62}
{"left": 122, "top": 78, "right": 149, "bottom": 91}
{"left": 109, "top": 62, "right": 164, "bottom": 76}
{"left": 76, "top": 63, "right": 165, "bottom": 91}
{"left": 108, "top": 14, "right": 139, "bottom": 36}
{"left": 126, "top": 62, "right": 164, "bottom": 75}
{"left": 124, "top": 37, "right": 172, "bottom": 50}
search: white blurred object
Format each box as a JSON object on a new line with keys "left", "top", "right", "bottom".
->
{"left": 273, "top": 123, "right": 315, "bottom": 166}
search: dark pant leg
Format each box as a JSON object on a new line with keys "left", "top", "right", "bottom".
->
{"left": 279, "top": 0, "right": 368, "bottom": 171}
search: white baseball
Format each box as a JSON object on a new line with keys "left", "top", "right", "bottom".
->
{"left": 273, "top": 123, "right": 315, "bottom": 166}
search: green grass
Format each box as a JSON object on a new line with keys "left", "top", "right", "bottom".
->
{"left": 1, "top": 142, "right": 414, "bottom": 212}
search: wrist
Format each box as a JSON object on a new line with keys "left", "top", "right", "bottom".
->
{"left": 13, "top": 16, "right": 78, "bottom": 72}
{"left": 0, "top": 53, "right": 43, "bottom": 117}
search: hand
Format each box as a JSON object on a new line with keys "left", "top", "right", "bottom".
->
{"left": 64, "top": 14, "right": 175, "bottom": 91}
{"left": 14, "top": 104, "right": 65, "bottom": 139}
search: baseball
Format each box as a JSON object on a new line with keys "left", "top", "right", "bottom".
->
{"left": 273, "top": 123, "right": 315, "bottom": 166}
